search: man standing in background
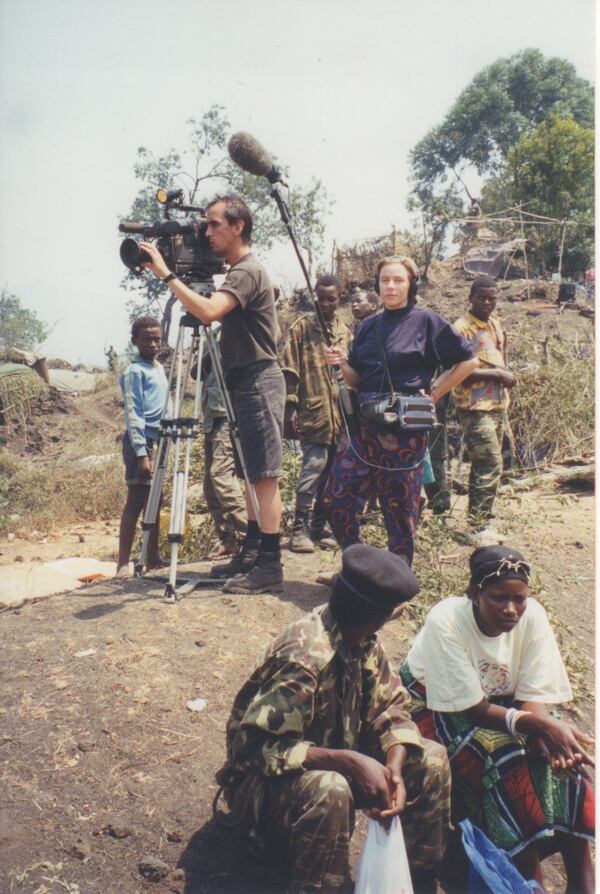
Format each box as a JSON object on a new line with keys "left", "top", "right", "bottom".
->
{"left": 281, "top": 275, "right": 352, "bottom": 552}
{"left": 199, "top": 331, "right": 247, "bottom": 560}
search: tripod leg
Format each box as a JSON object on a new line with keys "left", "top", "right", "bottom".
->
{"left": 163, "top": 437, "right": 183, "bottom": 603}
{"left": 163, "top": 433, "right": 193, "bottom": 602}
{"left": 136, "top": 320, "right": 187, "bottom": 576}
{"left": 162, "top": 329, "right": 205, "bottom": 601}
{"left": 136, "top": 435, "right": 171, "bottom": 574}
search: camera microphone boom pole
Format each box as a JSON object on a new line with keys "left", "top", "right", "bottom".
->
{"left": 227, "top": 132, "right": 356, "bottom": 428}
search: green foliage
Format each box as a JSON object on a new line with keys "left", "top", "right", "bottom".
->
{"left": 0, "top": 288, "right": 50, "bottom": 350}
{"left": 120, "top": 104, "right": 330, "bottom": 320}
{"left": 407, "top": 186, "right": 463, "bottom": 280}
{"left": 279, "top": 446, "right": 301, "bottom": 506}
{"left": 410, "top": 48, "right": 593, "bottom": 193}
{"left": 408, "top": 50, "right": 594, "bottom": 275}
{"left": 0, "top": 368, "right": 46, "bottom": 426}
{"left": 482, "top": 116, "right": 594, "bottom": 275}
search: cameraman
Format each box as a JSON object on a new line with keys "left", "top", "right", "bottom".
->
{"left": 140, "top": 194, "right": 285, "bottom": 595}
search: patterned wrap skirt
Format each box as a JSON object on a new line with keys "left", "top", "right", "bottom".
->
{"left": 322, "top": 417, "right": 427, "bottom": 564}
{"left": 400, "top": 664, "right": 595, "bottom": 857}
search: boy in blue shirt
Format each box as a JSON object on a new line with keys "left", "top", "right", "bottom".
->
{"left": 117, "top": 316, "right": 169, "bottom": 575}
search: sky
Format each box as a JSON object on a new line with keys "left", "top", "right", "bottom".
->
{"left": 0, "top": 0, "right": 595, "bottom": 366}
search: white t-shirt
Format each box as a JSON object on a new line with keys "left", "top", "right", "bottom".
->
{"left": 405, "top": 596, "right": 572, "bottom": 712}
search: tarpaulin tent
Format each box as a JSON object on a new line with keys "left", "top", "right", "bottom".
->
{"left": 47, "top": 369, "right": 97, "bottom": 393}
{"left": 463, "top": 240, "right": 526, "bottom": 278}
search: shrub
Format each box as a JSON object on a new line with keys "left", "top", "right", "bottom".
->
{"left": 0, "top": 448, "right": 123, "bottom": 535}
{"left": 508, "top": 333, "right": 594, "bottom": 466}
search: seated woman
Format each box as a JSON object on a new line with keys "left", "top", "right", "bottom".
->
{"left": 400, "top": 545, "right": 595, "bottom": 893}
{"left": 322, "top": 256, "right": 477, "bottom": 564}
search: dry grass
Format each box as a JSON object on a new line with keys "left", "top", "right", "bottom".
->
{"left": 0, "top": 448, "right": 123, "bottom": 536}
{"left": 508, "top": 324, "right": 594, "bottom": 467}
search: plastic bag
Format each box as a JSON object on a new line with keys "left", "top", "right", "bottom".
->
{"left": 354, "top": 816, "right": 414, "bottom": 894}
{"left": 459, "top": 820, "right": 545, "bottom": 894}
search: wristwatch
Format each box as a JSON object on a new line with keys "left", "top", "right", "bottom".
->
{"left": 163, "top": 272, "right": 177, "bottom": 284}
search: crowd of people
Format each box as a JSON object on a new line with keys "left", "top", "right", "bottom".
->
{"left": 115, "top": 195, "right": 594, "bottom": 893}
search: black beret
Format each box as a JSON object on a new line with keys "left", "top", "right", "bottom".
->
{"left": 336, "top": 543, "right": 419, "bottom": 611}
{"left": 469, "top": 545, "right": 531, "bottom": 589}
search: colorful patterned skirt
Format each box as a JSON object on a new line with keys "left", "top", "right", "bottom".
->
{"left": 322, "top": 419, "right": 427, "bottom": 565}
{"left": 400, "top": 664, "right": 595, "bottom": 857}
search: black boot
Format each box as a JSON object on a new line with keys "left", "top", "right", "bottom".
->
{"left": 222, "top": 551, "right": 284, "bottom": 594}
{"left": 288, "top": 513, "right": 315, "bottom": 553}
{"left": 210, "top": 541, "right": 259, "bottom": 579}
{"left": 309, "top": 522, "right": 338, "bottom": 550}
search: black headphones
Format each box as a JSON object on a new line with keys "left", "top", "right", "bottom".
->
{"left": 374, "top": 258, "right": 419, "bottom": 303}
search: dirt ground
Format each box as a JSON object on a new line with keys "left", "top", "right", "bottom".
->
{"left": 0, "top": 483, "right": 594, "bottom": 894}
{"left": 0, "top": 385, "right": 123, "bottom": 459}
{"left": 0, "top": 270, "right": 594, "bottom": 892}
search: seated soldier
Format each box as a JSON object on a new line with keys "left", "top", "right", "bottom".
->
{"left": 214, "top": 545, "right": 451, "bottom": 894}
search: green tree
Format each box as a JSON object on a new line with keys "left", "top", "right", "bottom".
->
{"left": 410, "top": 49, "right": 593, "bottom": 193}
{"left": 0, "top": 288, "right": 50, "bottom": 350}
{"left": 482, "top": 116, "right": 594, "bottom": 275}
{"left": 407, "top": 185, "right": 464, "bottom": 281}
{"left": 407, "top": 49, "right": 594, "bottom": 276}
{"left": 119, "top": 105, "right": 330, "bottom": 320}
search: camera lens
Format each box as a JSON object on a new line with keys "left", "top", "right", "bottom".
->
{"left": 120, "top": 238, "right": 151, "bottom": 271}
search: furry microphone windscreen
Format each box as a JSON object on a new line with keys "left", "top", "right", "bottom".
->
{"left": 227, "top": 132, "right": 274, "bottom": 178}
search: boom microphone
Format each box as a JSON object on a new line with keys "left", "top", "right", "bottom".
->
{"left": 228, "top": 132, "right": 286, "bottom": 185}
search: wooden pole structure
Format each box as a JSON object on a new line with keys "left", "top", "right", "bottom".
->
{"left": 557, "top": 221, "right": 567, "bottom": 283}
{"left": 518, "top": 203, "right": 531, "bottom": 300}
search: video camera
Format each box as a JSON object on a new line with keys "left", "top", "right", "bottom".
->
{"left": 118, "top": 188, "right": 225, "bottom": 283}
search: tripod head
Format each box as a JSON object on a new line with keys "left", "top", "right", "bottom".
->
{"left": 161, "top": 274, "right": 217, "bottom": 342}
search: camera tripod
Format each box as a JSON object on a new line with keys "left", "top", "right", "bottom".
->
{"left": 135, "top": 294, "right": 260, "bottom": 603}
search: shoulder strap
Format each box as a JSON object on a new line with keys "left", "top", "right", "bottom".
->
{"left": 375, "top": 315, "right": 395, "bottom": 394}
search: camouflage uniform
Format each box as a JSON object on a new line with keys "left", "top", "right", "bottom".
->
{"left": 453, "top": 312, "right": 508, "bottom": 522}
{"left": 202, "top": 365, "right": 246, "bottom": 542}
{"left": 216, "top": 606, "right": 451, "bottom": 893}
{"left": 280, "top": 313, "right": 353, "bottom": 445}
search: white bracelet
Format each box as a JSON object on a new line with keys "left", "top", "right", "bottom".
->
{"left": 505, "top": 708, "right": 531, "bottom": 737}
{"left": 504, "top": 708, "right": 518, "bottom": 735}
{"left": 512, "top": 710, "right": 533, "bottom": 737}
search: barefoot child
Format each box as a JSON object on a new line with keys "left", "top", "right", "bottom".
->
{"left": 117, "top": 316, "right": 169, "bottom": 575}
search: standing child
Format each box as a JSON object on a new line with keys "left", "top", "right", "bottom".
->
{"left": 117, "top": 316, "right": 169, "bottom": 575}
{"left": 453, "top": 276, "right": 516, "bottom": 545}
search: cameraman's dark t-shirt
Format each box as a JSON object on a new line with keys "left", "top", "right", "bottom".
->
{"left": 219, "top": 253, "right": 278, "bottom": 373}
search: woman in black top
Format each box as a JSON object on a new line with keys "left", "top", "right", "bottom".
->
{"left": 323, "top": 256, "right": 477, "bottom": 563}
